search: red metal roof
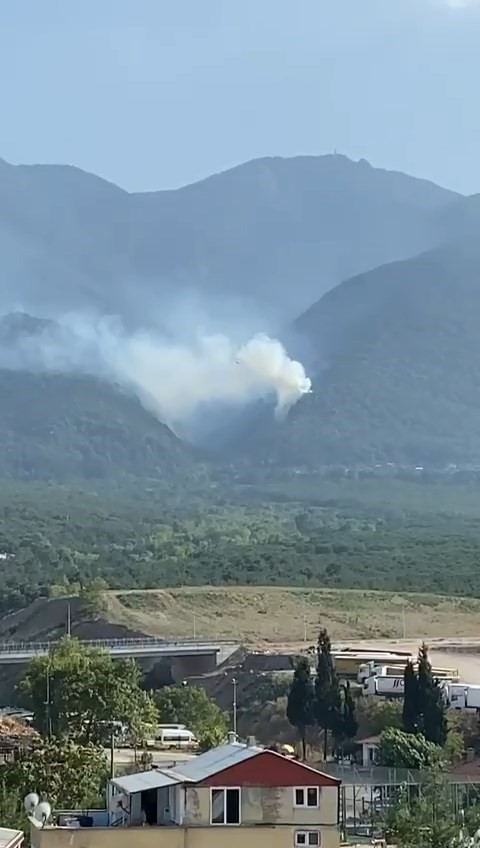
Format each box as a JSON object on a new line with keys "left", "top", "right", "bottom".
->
{"left": 199, "top": 749, "right": 341, "bottom": 788}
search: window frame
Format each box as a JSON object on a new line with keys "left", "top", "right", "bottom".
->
{"left": 210, "top": 786, "right": 241, "bottom": 826}
{"left": 293, "top": 786, "right": 320, "bottom": 808}
{"left": 294, "top": 830, "right": 321, "bottom": 847}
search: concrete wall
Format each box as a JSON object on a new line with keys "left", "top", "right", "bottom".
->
{"left": 31, "top": 824, "right": 340, "bottom": 848}
{"left": 183, "top": 784, "right": 338, "bottom": 827}
{"left": 170, "top": 654, "right": 217, "bottom": 681}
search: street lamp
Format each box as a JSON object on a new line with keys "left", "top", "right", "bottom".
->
{"left": 232, "top": 678, "right": 237, "bottom": 736}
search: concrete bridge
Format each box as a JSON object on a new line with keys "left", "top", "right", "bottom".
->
{"left": 0, "top": 638, "right": 238, "bottom": 675}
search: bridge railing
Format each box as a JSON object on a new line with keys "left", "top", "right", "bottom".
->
{"left": 0, "top": 637, "right": 238, "bottom": 654}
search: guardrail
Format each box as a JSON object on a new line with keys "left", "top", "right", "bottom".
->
{"left": 0, "top": 637, "right": 237, "bottom": 654}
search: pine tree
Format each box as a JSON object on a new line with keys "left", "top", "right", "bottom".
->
{"left": 417, "top": 643, "right": 447, "bottom": 746}
{"left": 334, "top": 681, "right": 358, "bottom": 756}
{"left": 314, "top": 628, "right": 342, "bottom": 760}
{"left": 342, "top": 681, "right": 358, "bottom": 742}
{"left": 402, "top": 659, "right": 419, "bottom": 734}
{"left": 286, "top": 656, "right": 314, "bottom": 759}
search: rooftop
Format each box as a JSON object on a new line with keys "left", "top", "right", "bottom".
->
{"left": 112, "top": 741, "right": 263, "bottom": 795}
{"left": 0, "top": 827, "right": 23, "bottom": 848}
{"left": 355, "top": 735, "right": 381, "bottom": 745}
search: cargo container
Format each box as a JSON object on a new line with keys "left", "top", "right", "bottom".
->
{"left": 334, "top": 650, "right": 414, "bottom": 678}
{"left": 358, "top": 661, "right": 459, "bottom": 684}
{"left": 362, "top": 675, "right": 405, "bottom": 697}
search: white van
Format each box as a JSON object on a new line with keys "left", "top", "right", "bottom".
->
{"left": 156, "top": 723, "right": 197, "bottom": 749}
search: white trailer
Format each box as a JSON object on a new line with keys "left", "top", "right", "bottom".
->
{"left": 466, "top": 685, "right": 480, "bottom": 709}
{"left": 358, "top": 661, "right": 459, "bottom": 685}
{"left": 363, "top": 674, "right": 454, "bottom": 699}
{"left": 362, "top": 675, "right": 405, "bottom": 697}
{"left": 445, "top": 683, "right": 466, "bottom": 709}
{"left": 443, "top": 683, "right": 480, "bottom": 710}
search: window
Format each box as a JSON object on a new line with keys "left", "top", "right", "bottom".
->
{"left": 295, "top": 831, "right": 320, "bottom": 847}
{"left": 294, "top": 787, "right": 319, "bottom": 808}
{"left": 210, "top": 788, "right": 240, "bottom": 825}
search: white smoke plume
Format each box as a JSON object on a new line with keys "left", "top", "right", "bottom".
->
{"left": 0, "top": 314, "right": 312, "bottom": 428}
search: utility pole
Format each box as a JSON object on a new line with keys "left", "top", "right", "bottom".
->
{"left": 110, "top": 730, "right": 115, "bottom": 780}
{"left": 44, "top": 665, "right": 51, "bottom": 741}
{"left": 232, "top": 678, "right": 237, "bottom": 736}
{"left": 303, "top": 595, "right": 307, "bottom": 644}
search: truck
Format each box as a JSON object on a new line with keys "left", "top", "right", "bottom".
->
{"left": 445, "top": 683, "right": 480, "bottom": 710}
{"left": 362, "top": 675, "right": 405, "bottom": 697}
{"left": 334, "top": 650, "right": 414, "bottom": 678}
{"left": 365, "top": 674, "right": 460, "bottom": 701}
{"left": 358, "top": 661, "right": 459, "bottom": 685}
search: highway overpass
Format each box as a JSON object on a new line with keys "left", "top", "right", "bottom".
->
{"left": 0, "top": 637, "right": 238, "bottom": 667}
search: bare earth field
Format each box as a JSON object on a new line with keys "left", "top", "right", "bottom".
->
{"left": 106, "top": 587, "right": 478, "bottom": 639}
{"left": 104, "top": 587, "right": 480, "bottom": 682}
{"left": 99, "top": 586, "right": 480, "bottom": 683}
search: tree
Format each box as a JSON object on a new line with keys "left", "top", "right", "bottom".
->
{"left": 383, "top": 766, "right": 462, "bottom": 848}
{"left": 341, "top": 682, "right": 358, "bottom": 743}
{"left": 403, "top": 659, "right": 419, "bottom": 734}
{"left": 417, "top": 643, "right": 447, "bottom": 746}
{"left": 314, "top": 628, "right": 342, "bottom": 760}
{"left": 19, "top": 637, "right": 157, "bottom": 745}
{"left": 286, "top": 657, "right": 314, "bottom": 759}
{"left": 401, "top": 646, "right": 447, "bottom": 747}
{"left": 356, "top": 697, "right": 403, "bottom": 738}
{"left": 2, "top": 740, "right": 108, "bottom": 811}
{"left": 378, "top": 727, "right": 440, "bottom": 770}
{"left": 153, "top": 685, "right": 227, "bottom": 750}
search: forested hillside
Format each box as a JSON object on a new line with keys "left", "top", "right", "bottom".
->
{"left": 0, "top": 154, "right": 456, "bottom": 324}
{"left": 237, "top": 239, "right": 480, "bottom": 466}
{"left": 2, "top": 478, "right": 480, "bottom": 614}
{"left": 0, "top": 369, "right": 193, "bottom": 480}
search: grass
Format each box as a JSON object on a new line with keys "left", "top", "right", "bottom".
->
{"left": 104, "top": 586, "right": 480, "bottom": 645}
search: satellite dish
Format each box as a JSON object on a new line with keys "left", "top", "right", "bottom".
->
{"left": 24, "top": 792, "right": 39, "bottom": 813}
{"left": 33, "top": 801, "right": 52, "bottom": 824}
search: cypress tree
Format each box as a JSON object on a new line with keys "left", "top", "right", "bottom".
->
{"left": 417, "top": 643, "right": 447, "bottom": 746}
{"left": 287, "top": 656, "right": 314, "bottom": 759}
{"left": 314, "top": 628, "right": 342, "bottom": 760}
{"left": 341, "top": 681, "right": 358, "bottom": 747}
{"left": 402, "top": 659, "right": 419, "bottom": 734}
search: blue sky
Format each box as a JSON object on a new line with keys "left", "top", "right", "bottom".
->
{"left": 2, "top": 0, "right": 480, "bottom": 193}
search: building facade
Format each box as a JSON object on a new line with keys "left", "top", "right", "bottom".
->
{"left": 30, "top": 741, "right": 341, "bottom": 848}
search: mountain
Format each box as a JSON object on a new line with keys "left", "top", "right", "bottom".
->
{"left": 0, "top": 315, "right": 192, "bottom": 480}
{"left": 0, "top": 154, "right": 458, "bottom": 326}
{"left": 234, "top": 238, "right": 480, "bottom": 467}
{"left": 0, "top": 368, "right": 195, "bottom": 479}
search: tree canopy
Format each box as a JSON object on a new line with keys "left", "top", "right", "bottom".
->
{"left": 378, "top": 728, "right": 440, "bottom": 770}
{"left": 402, "top": 644, "right": 447, "bottom": 746}
{"left": 314, "top": 629, "right": 343, "bottom": 759}
{"left": 19, "top": 637, "right": 157, "bottom": 744}
{"left": 153, "top": 685, "right": 227, "bottom": 750}
{"left": 2, "top": 740, "right": 108, "bottom": 812}
{"left": 286, "top": 657, "right": 314, "bottom": 759}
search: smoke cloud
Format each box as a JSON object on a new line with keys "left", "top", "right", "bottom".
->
{"left": 0, "top": 313, "right": 312, "bottom": 431}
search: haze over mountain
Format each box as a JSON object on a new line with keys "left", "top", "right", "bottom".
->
{"left": 1, "top": 152, "right": 479, "bottom": 478}
{"left": 238, "top": 238, "right": 480, "bottom": 468}
{"left": 0, "top": 313, "right": 195, "bottom": 480}
{"left": 0, "top": 153, "right": 457, "bottom": 327}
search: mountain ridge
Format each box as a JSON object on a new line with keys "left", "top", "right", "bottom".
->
{"left": 0, "top": 152, "right": 459, "bottom": 325}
